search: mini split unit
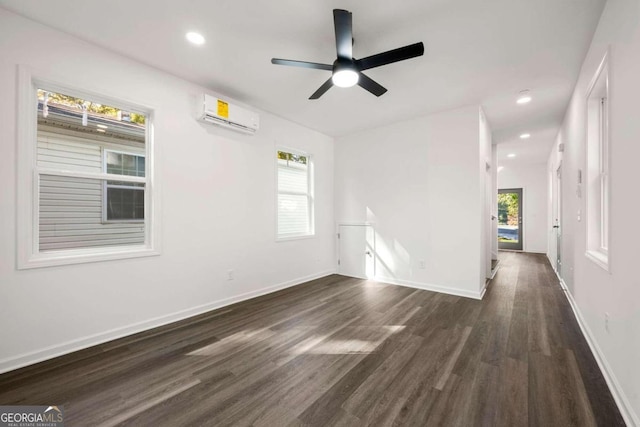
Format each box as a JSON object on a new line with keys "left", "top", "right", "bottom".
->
{"left": 199, "top": 94, "right": 260, "bottom": 135}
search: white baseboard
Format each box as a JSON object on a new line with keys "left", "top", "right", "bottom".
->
{"left": 552, "top": 269, "right": 639, "bottom": 427}
{"left": 0, "top": 269, "right": 336, "bottom": 375}
{"left": 374, "top": 275, "right": 485, "bottom": 300}
{"left": 478, "top": 282, "right": 488, "bottom": 300}
{"left": 489, "top": 265, "right": 500, "bottom": 280}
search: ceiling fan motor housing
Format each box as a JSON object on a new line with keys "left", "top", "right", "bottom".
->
{"left": 333, "top": 58, "right": 356, "bottom": 73}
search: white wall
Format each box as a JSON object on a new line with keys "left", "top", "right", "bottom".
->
{"left": 547, "top": 0, "right": 640, "bottom": 423}
{"left": 0, "top": 8, "right": 335, "bottom": 372}
{"left": 498, "top": 163, "right": 548, "bottom": 253}
{"left": 334, "top": 105, "right": 486, "bottom": 299}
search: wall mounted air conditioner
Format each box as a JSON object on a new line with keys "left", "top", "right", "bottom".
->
{"left": 200, "top": 94, "right": 259, "bottom": 135}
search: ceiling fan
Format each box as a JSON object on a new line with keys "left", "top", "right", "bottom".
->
{"left": 271, "top": 9, "right": 425, "bottom": 99}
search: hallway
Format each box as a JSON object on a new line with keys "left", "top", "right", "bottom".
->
{"left": 487, "top": 252, "right": 623, "bottom": 426}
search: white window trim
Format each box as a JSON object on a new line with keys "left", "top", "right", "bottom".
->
{"left": 585, "top": 249, "right": 609, "bottom": 272}
{"left": 598, "top": 95, "right": 609, "bottom": 253}
{"left": 584, "top": 50, "right": 611, "bottom": 273}
{"left": 102, "top": 149, "right": 146, "bottom": 223}
{"left": 16, "top": 65, "right": 161, "bottom": 269}
{"left": 275, "top": 147, "right": 315, "bottom": 241}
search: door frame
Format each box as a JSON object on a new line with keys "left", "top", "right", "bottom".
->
{"left": 555, "top": 163, "right": 563, "bottom": 277}
{"left": 498, "top": 188, "right": 524, "bottom": 251}
{"left": 336, "top": 222, "right": 376, "bottom": 279}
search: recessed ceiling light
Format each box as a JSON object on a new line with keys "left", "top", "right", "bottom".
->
{"left": 520, "top": 133, "right": 530, "bottom": 139}
{"left": 507, "top": 153, "right": 516, "bottom": 158}
{"left": 96, "top": 124, "right": 108, "bottom": 129}
{"left": 498, "top": 166, "right": 504, "bottom": 172}
{"left": 186, "top": 32, "right": 205, "bottom": 45}
{"left": 517, "top": 90, "right": 532, "bottom": 104}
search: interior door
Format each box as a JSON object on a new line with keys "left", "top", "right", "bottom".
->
{"left": 338, "top": 224, "right": 375, "bottom": 279}
{"left": 555, "top": 165, "right": 562, "bottom": 276}
{"left": 498, "top": 188, "right": 523, "bottom": 251}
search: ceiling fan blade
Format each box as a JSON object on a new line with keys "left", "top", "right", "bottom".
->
{"left": 309, "top": 78, "right": 334, "bottom": 99}
{"left": 333, "top": 9, "right": 353, "bottom": 59}
{"left": 358, "top": 73, "right": 387, "bottom": 97}
{"left": 356, "top": 42, "right": 424, "bottom": 71}
{"left": 271, "top": 58, "right": 333, "bottom": 71}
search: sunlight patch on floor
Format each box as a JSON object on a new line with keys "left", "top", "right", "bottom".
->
{"left": 186, "top": 328, "right": 273, "bottom": 356}
{"left": 292, "top": 325, "right": 405, "bottom": 355}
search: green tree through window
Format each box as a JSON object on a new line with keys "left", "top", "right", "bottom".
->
{"left": 37, "top": 90, "right": 146, "bottom": 125}
{"left": 497, "top": 193, "right": 519, "bottom": 226}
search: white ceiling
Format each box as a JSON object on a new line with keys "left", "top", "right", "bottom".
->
{"left": 1, "top": 0, "right": 605, "bottom": 162}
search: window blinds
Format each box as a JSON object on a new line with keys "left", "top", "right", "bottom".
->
{"left": 277, "top": 153, "right": 312, "bottom": 237}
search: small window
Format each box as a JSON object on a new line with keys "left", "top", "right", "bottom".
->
{"left": 103, "top": 150, "right": 145, "bottom": 222}
{"left": 277, "top": 150, "right": 314, "bottom": 239}
{"left": 585, "top": 53, "right": 610, "bottom": 270}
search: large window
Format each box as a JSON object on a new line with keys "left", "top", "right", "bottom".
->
{"left": 585, "top": 53, "right": 610, "bottom": 270}
{"left": 17, "top": 68, "right": 158, "bottom": 268}
{"left": 277, "top": 150, "right": 314, "bottom": 239}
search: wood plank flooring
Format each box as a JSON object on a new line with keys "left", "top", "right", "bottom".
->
{"left": 0, "top": 252, "right": 625, "bottom": 426}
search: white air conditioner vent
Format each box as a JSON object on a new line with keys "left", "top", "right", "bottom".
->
{"left": 200, "top": 94, "right": 259, "bottom": 135}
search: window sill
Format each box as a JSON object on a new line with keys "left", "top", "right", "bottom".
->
{"left": 276, "top": 234, "right": 315, "bottom": 243}
{"left": 18, "top": 246, "right": 160, "bottom": 270}
{"left": 585, "top": 250, "right": 610, "bottom": 273}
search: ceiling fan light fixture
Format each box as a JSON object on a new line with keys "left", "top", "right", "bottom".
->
{"left": 332, "top": 69, "right": 359, "bottom": 88}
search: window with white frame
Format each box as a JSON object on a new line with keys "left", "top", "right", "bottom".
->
{"left": 277, "top": 150, "right": 314, "bottom": 238}
{"left": 17, "top": 70, "right": 157, "bottom": 268}
{"left": 585, "top": 53, "right": 610, "bottom": 270}
{"left": 103, "top": 150, "right": 146, "bottom": 222}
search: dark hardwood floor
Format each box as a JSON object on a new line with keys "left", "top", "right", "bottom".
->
{"left": 0, "top": 252, "right": 625, "bottom": 426}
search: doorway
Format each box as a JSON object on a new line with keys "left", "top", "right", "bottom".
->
{"left": 337, "top": 224, "right": 375, "bottom": 279}
{"left": 498, "top": 188, "right": 523, "bottom": 251}
{"left": 554, "top": 164, "right": 562, "bottom": 276}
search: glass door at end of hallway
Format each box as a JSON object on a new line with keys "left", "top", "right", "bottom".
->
{"left": 498, "top": 188, "right": 523, "bottom": 251}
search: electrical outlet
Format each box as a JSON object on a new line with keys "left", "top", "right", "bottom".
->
{"left": 227, "top": 270, "right": 234, "bottom": 281}
{"left": 419, "top": 260, "right": 426, "bottom": 269}
{"left": 605, "top": 312, "right": 610, "bottom": 333}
